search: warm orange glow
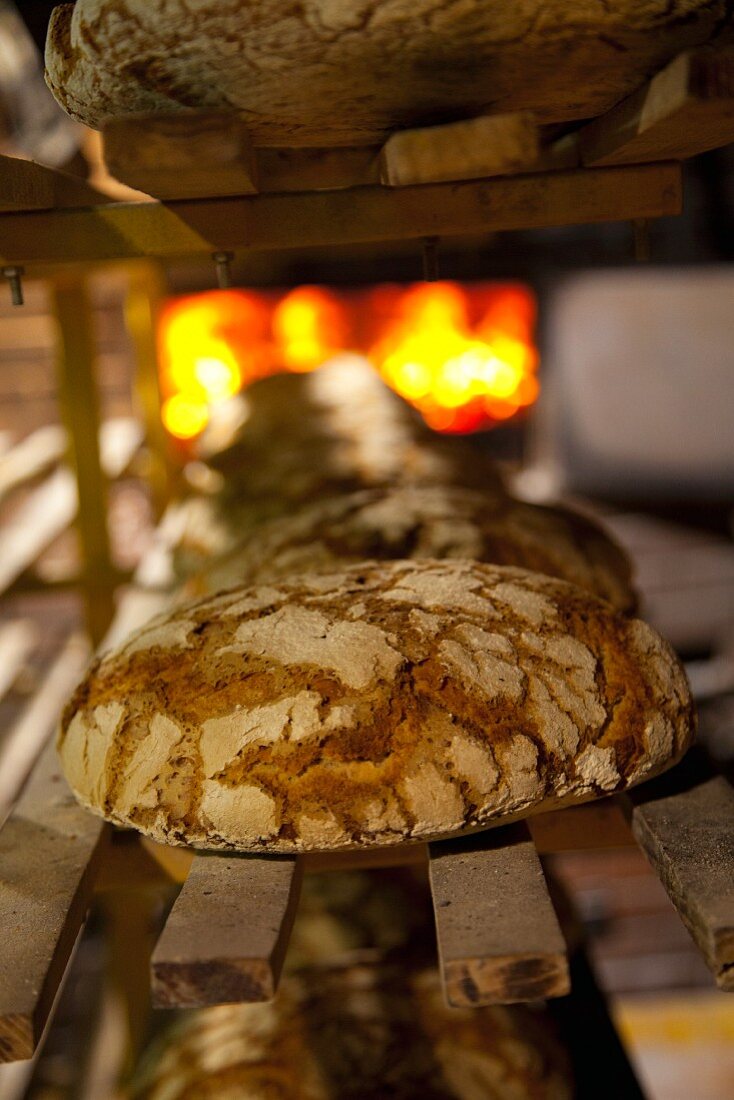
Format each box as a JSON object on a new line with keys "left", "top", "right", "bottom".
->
{"left": 272, "top": 287, "right": 349, "bottom": 372}
{"left": 162, "top": 394, "right": 210, "bottom": 439}
{"left": 158, "top": 290, "right": 271, "bottom": 442}
{"left": 369, "top": 283, "right": 538, "bottom": 431}
{"left": 157, "top": 282, "right": 537, "bottom": 440}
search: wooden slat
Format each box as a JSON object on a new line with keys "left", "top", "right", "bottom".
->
{"left": 0, "top": 583, "right": 168, "bottom": 1064}
{"left": 380, "top": 113, "right": 539, "bottom": 187}
{"left": 0, "top": 425, "right": 65, "bottom": 505}
{"left": 0, "top": 620, "right": 37, "bottom": 702}
{"left": 0, "top": 741, "right": 108, "bottom": 1062}
{"left": 579, "top": 49, "right": 734, "bottom": 166}
{"left": 0, "top": 155, "right": 110, "bottom": 212}
{"left": 256, "top": 145, "right": 381, "bottom": 192}
{"left": 151, "top": 854, "right": 303, "bottom": 1008}
{"left": 630, "top": 764, "right": 734, "bottom": 991}
{"left": 0, "top": 418, "right": 145, "bottom": 599}
{"left": 429, "top": 824, "right": 570, "bottom": 1006}
{"left": 0, "top": 163, "right": 682, "bottom": 264}
{"left": 103, "top": 112, "right": 258, "bottom": 199}
{"left": 529, "top": 798, "right": 633, "bottom": 854}
{"left": 0, "top": 468, "right": 77, "bottom": 597}
{"left": 0, "top": 634, "right": 90, "bottom": 822}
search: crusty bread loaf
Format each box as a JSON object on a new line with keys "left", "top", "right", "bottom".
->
{"left": 206, "top": 361, "right": 506, "bottom": 501}
{"left": 46, "top": 0, "right": 724, "bottom": 147}
{"left": 288, "top": 867, "right": 435, "bottom": 972}
{"left": 186, "top": 485, "right": 636, "bottom": 612}
{"left": 171, "top": 363, "right": 508, "bottom": 575}
{"left": 58, "top": 559, "right": 692, "bottom": 852}
{"left": 130, "top": 964, "right": 573, "bottom": 1100}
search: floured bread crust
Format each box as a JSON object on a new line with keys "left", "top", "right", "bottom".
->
{"left": 129, "top": 964, "right": 573, "bottom": 1100}
{"left": 172, "top": 363, "right": 507, "bottom": 575}
{"left": 186, "top": 485, "right": 636, "bottom": 612}
{"left": 46, "top": 0, "right": 725, "bottom": 147}
{"left": 207, "top": 361, "right": 506, "bottom": 501}
{"left": 58, "top": 560, "right": 692, "bottom": 853}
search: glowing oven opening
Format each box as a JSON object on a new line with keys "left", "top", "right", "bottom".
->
{"left": 157, "top": 282, "right": 538, "bottom": 441}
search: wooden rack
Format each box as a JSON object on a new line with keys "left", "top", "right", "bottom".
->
{"left": 0, "top": 46, "right": 734, "bottom": 269}
{"left": 0, "top": 497, "right": 731, "bottom": 1065}
{"left": 0, "top": 36, "right": 732, "bottom": 1077}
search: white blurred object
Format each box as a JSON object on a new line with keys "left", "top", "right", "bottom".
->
{"left": 604, "top": 512, "right": 734, "bottom": 656}
{"left": 523, "top": 268, "right": 734, "bottom": 500}
{"left": 0, "top": 2, "right": 79, "bottom": 165}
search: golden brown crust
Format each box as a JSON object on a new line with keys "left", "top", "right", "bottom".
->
{"left": 47, "top": 0, "right": 724, "bottom": 149}
{"left": 130, "top": 964, "right": 573, "bottom": 1100}
{"left": 186, "top": 485, "right": 636, "bottom": 612}
{"left": 58, "top": 560, "right": 693, "bottom": 853}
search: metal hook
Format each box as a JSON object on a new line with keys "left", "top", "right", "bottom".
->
{"left": 212, "top": 251, "right": 235, "bottom": 289}
{"left": 2, "top": 266, "right": 24, "bottom": 306}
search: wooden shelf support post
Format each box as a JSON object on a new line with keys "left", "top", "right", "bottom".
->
{"left": 52, "top": 274, "right": 116, "bottom": 645}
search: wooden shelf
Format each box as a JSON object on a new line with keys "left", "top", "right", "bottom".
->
{"left": 0, "top": 492, "right": 731, "bottom": 1059}
{"left": 0, "top": 163, "right": 682, "bottom": 266}
{"left": 0, "top": 46, "right": 731, "bottom": 271}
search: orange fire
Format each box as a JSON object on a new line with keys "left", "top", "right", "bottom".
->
{"left": 157, "top": 282, "right": 537, "bottom": 440}
{"left": 368, "top": 283, "right": 537, "bottom": 433}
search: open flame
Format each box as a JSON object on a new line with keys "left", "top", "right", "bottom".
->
{"left": 157, "top": 283, "right": 537, "bottom": 440}
{"left": 367, "top": 283, "right": 537, "bottom": 433}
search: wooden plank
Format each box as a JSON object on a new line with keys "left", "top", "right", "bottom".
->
{"left": 629, "top": 764, "right": 734, "bottom": 991}
{"left": 0, "top": 741, "right": 108, "bottom": 1062}
{"left": 0, "top": 425, "right": 65, "bottom": 505}
{"left": 579, "top": 49, "right": 734, "bottom": 166}
{"left": 0, "top": 415, "right": 139, "bottom": 503}
{"left": 529, "top": 798, "right": 633, "bottom": 854}
{"left": 99, "top": 419, "right": 144, "bottom": 480}
{"left": 0, "top": 419, "right": 144, "bottom": 599}
{"left": 256, "top": 145, "right": 381, "bottom": 192}
{"left": 151, "top": 854, "right": 303, "bottom": 1008}
{"left": 0, "top": 634, "right": 90, "bottom": 822}
{"left": 0, "top": 468, "right": 78, "bottom": 597}
{"left": 0, "top": 620, "right": 37, "bottom": 702}
{"left": 0, "top": 155, "right": 110, "bottom": 212}
{"left": 428, "top": 824, "right": 570, "bottom": 1007}
{"left": 0, "top": 163, "right": 682, "bottom": 264}
{"left": 103, "top": 112, "right": 258, "bottom": 200}
{"left": 380, "top": 113, "right": 539, "bottom": 187}
{"left": 0, "top": 583, "right": 169, "bottom": 1063}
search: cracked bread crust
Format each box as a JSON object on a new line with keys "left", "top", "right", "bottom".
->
{"left": 171, "top": 365, "right": 508, "bottom": 575}
{"left": 130, "top": 965, "right": 573, "bottom": 1100}
{"left": 59, "top": 560, "right": 692, "bottom": 853}
{"left": 207, "top": 362, "right": 507, "bottom": 505}
{"left": 46, "top": 0, "right": 724, "bottom": 147}
{"left": 186, "top": 485, "right": 636, "bottom": 612}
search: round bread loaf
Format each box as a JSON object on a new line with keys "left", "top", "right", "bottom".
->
{"left": 205, "top": 361, "right": 506, "bottom": 502}
{"left": 171, "top": 363, "right": 508, "bottom": 576}
{"left": 186, "top": 485, "right": 636, "bottom": 612}
{"left": 59, "top": 560, "right": 692, "bottom": 852}
{"left": 46, "top": 0, "right": 722, "bottom": 147}
{"left": 129, "top": 964, "right": 572, "bottom": 1100}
